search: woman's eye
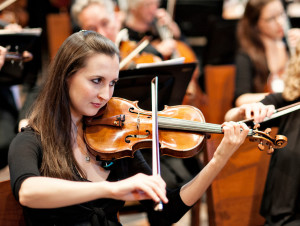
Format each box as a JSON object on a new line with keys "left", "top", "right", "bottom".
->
{"left": 110, "top": 80, "right": 118, "bottom": 86}
{"left": 92, "top": 78, "right": 102, "bottom": 84}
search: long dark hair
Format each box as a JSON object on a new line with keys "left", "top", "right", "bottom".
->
{"left": 28, "top": 30, "right": 119, "bottom": 180}
{"left": 237, "top": 0, "right": 278, "bottom": 92}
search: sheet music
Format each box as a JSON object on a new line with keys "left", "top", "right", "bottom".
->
{"left": 0, "top": 28, "right": 42, "bottom": 36}
{"left": 136, "top": 57, "right": 185, "bottom": 69}
{"left": 0, "top": 0, "right": 17, "bottom": 11}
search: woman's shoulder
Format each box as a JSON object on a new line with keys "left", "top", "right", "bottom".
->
{"left": 235, "top": 49, "right": 251, "bottom": 60}
{"left": 9, "top": 127, "right": 42, "bottom": 153}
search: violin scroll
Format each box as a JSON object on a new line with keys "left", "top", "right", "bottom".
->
{"left": 248, "top": 126, "right": 288, "bottom": 154}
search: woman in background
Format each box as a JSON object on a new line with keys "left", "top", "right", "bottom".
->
{"left": 234, "top": 0, "right": 300, "bottom": 107}
{"left": 225, "top": 40, "right": 300, "bottom": 225}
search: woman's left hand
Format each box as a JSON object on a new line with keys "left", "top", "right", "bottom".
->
{"left": 0, "top": 46, "right": 7, "bottom": 69}
{"left": 216, "top": 121, "right": 249, "bottom": 160}
{"left": 288, "top": 28, "right": 300, "bottom": 49}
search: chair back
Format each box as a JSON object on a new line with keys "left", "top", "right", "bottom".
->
{"left": 0, "top": 180, "right": 25, "bottom": 226}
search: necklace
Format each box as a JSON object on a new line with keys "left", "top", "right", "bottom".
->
{"left": 85, "top": 155, "right": 90, "bottom": 162}
{"left": 72, "top": 120, "right": 91, "bottom": 163}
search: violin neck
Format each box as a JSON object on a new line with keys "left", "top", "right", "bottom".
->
{"left": 157, "top": 116, "right": 253, "bottom": 136}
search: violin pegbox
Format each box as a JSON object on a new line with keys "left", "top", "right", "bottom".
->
{"left": 249, "top": 125, "right": 288, "bottom": 154}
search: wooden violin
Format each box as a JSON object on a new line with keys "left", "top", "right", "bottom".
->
{"left": 83, "top": 97, "right": 288, "bottom": 161}
{"left": 119, "top": 38, "right": 162, "bottom": 70}
{"left": 5, "top": 51, "right": 33, "bottom": 63}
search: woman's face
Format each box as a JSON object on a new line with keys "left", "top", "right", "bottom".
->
{"left": 67, "top": 53, "right": 119, "bottom": 121}
{"left": 257, "top": 0, "right": 286, "bottom": 40}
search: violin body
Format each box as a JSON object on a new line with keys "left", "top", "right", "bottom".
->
{"left": 151, "top": 38, "right": 197, "bottom": 63}
{"left": 119, "top": 40, "right": 161, "bottom": 70}
{"left": 174, "top": 40, "right": 197, "bottom": 63}
{"left": 84, "top": 97, "right": 205, "bottom": 160}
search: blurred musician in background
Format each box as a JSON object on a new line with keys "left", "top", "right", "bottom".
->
{"left": 234, "top": 0, "right": 300, "bottom": 107}
{"left": 123, "top": 0, "right": 206, "bottom": 111}
{"left": 0, "top": 45, "right": 12, "bottom": 178}
{"left": 71, "top": 0, "right": 123, "bottom": 44}
{"left": 225, "top": 39, "right": 300, "bottom": 226}
{"left": 123, "top": 0, "right": 180, "bottom": 60}
{"left": 0, "top": 0, "right": 43, "bottom": 179}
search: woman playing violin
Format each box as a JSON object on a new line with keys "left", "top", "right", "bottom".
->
{"left": 8, "top": 31, "right": 249, "bottom": 225}
{"left": 225, "top": 40, "right": 300, "bottom": 225}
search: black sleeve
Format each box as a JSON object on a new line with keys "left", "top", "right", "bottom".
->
{"left": 260, "top": 93, "right": 286, "bottom": 108}
{"left": 8, "top": 129, "right": 42, "bottom": 201}
{"left": 234, "top": 51, "right": 255, "bottom": 104}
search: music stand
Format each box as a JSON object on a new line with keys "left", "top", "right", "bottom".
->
{"left": 114, "top": 62, "right": 196, "bottom": 111}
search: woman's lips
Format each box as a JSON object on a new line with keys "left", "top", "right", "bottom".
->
{"left": 92, "top": 103, "right": 101, "bottom": 108}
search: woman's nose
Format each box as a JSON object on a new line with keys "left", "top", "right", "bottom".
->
{"left": 97, "top": 85, "right": 111, "bottom": 101}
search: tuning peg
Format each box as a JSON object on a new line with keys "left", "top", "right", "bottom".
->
{"left": 253, "top": 124, "right": 260, "bottom": 130}
{"left": 267, "top": 146, "right": 274, "bottom": 154}
{"left": 264, "top": 128, "right": 272, "bottom": 134}
{"left": 258, "top": 142, "right": 264, "bottom": 151}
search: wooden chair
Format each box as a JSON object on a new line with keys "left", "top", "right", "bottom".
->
{"left": 0, "top": 180, "right": 25, "bottom": 226}
{"left": 203, "top": 64, "right": 270, "bottom": 226}
{"left": 46, "top": 12, "right": 72, "bottom": 60}
{"left": 203, "top": 64, "right": 236, "bottom": 124}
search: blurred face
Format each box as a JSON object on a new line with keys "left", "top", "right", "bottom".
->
{"left": 133, "top": 0, "right": 160, "bottom": 25}
{"left": 68, "top": 53, "right": 119, "bottom": 121}
{"left": 78, "top": 3, "right": 120, "bottom": 42}
{"left": 257, "top": 0, "right": 286, "bottom": 40}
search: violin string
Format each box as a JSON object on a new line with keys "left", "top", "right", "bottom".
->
{"left": 158, "top": 116, "right": 223, "bottom": 133}
{"left": 157, "top": 116, "right": 253, "bottom": 136}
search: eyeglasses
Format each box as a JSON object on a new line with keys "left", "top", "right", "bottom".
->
{"left": 261, "top": 11, "right": 286, "bottom": 23}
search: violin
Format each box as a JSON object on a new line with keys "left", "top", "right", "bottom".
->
{"left": 119, "top": 39, "right": 162, "bottom": 70}
{"left": 0, "top": 0, "right": 28, "bottom": 27}
{"left": 5, "top": 51, "right": 33, "bottom": 63}
{"left": 83, "top": 97, "right": 288, "bottom": 161}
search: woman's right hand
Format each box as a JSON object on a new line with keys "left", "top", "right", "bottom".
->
{"left": 238, "top": 102, "right": 275, "bottom": 123}
{"left": 110, "top": 173, "right": 168, "bottom": 204}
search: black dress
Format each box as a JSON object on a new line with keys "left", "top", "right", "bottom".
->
{"left": 259, "top": 93, "right": 300, "bottom": 225}
{"left": 8, "top": 128, "right": 191, "bottom": 226}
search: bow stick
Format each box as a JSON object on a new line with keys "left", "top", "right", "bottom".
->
{"left": 151, "top": 76, "right": 163, "bottom": 211}
{"left": 240, "top": 101, "right": 300, "bottom": 124}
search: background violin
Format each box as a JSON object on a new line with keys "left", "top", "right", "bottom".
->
{"left": 5, "top": 50, "right": 33, "bottom": 63}
{"left": 83, "top": 97, "right": 287, "bottom": 161}
{"left": 119, "top": 38, "right": 162, "bottom": 70}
